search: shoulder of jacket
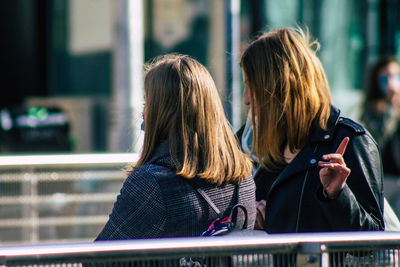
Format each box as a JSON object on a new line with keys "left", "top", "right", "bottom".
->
{"left": 128, "top": 163, "right": 171, "bottom": 183}
{"left": 337, "top": 117, "right": 365, "bottom": 135}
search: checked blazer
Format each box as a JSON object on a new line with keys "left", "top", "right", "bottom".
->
{"left": 96, "top": 140, "right": 256, "bottom": 240}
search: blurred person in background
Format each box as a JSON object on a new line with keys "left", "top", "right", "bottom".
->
{"left": 237, "top": 27, "right": 385, "bottom": 233}
{"left": 360, "top": 56, "right": 400, "bottom": 225}
{"left": 95, "top": 54, "right": 256, "bottom": 240}
{"left": 360, "top": 56, "right": 400, "bottom": 177}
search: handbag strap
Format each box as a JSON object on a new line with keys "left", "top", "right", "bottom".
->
{"left": 193, "top": 186, "right": 222, "bottom": 217}
{"left": 229, "top": 204, "right": 248, "bottom": 229}
{"left": 188, "top": 179, "right": 241, "bottom": 221}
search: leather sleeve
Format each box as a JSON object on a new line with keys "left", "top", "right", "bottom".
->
{"left": 318, "top": 131, "right": 385, "bottom": 231}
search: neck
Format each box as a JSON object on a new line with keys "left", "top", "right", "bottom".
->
{"left": 284, "top": 144, "right": 300, "bottom": 164}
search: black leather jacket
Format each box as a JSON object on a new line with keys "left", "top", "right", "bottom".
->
{"left": 238, "top": 106, "right": 385, "bottom": 233}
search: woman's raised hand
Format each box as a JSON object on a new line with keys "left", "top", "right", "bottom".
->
{"left": 318, "top": 137, "right": 351, "bottom": 199}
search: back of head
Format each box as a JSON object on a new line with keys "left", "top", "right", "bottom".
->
{"left": 136, "top": 54, "right": 252, "bottom": 184}
{"left": 240, "top": 27, "right": 332, "bottom": 169}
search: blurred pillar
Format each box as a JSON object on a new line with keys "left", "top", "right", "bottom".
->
{"left": 225, "top": 0, "right": 242, "bottom": 131}
{"left": 209, "top": 1, "right": 226, "bottom": 118}
{"left": 109, "top": 0, "right": 144, "bottom": 153}
{"left": 365, "top": 0, "right": 379, "bottom": 65}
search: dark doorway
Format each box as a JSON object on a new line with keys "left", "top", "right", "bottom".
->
{"left": 0, "top": 1, "right": 47, "bottom": 109}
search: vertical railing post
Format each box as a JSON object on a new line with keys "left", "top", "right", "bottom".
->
{"left": 297, "top": 242, "right": 321, "bottom": 267}
{"left": 30, "top": 171, "right": 39, "bottom": 243}
{"left": 320, "top": 244, "right": 330, "bottom": 267}
{"left": 21, "top": 169, "right": 39, "bottom": 243}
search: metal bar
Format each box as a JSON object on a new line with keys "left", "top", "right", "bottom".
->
{"left": 0, "top": 171, "right": 124, "bottom": 182}
{"left": 1, "top": 238, "right": 95, "bottom": 246}
{"left": 2, "top": 232, "right": 400, "bottom": 261}
{"left": 0, "top": 215, "right": 109, "bottom": 227}
{"left": 0, "top": 153, "right": 139, "bottom": 167}
{"left": 0, "top": 193, "right": 118, "bottom": 205}
{"left": 2, "top": 233, "right": 400, "bottom": 267}
{"left": 30, "top": 173, "right": 39, "bottom": 243}
{"left": 0, "top": 235, "right": 299, "bottom": 258}
{"left": 0, "top": 157, "right": 130, "bottom": 245}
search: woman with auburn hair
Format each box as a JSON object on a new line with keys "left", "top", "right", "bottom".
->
{"left": 96, "top": 54, "right": 256, "bottom": 239}
{"left": 237, "top": 27, "right": 384, "bottom": 233}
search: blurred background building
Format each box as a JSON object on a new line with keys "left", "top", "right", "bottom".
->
{"left": 0, "top": 0, "right": 399, "bottom": 245}
{"left": 1, "top": 0, "right": 399, "bottom": 154}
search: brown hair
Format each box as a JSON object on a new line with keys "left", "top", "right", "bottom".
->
{"left": 240, "top": 27, "right": 332, "bottom": 170}
{"left": 130, "top": 54, "right": 252, "bottom": 184}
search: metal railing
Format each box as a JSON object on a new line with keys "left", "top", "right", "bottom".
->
{"left": 2, "top": 154, "right": 400, "bottom": 266}
{"left": 1, "top": 232, "right": 400, "bottom": 266}
{"left": 0, "top": 153, "right": 138, "bottom": 245}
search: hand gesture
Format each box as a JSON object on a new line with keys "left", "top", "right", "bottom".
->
{"left": 318, "top": 137, "right": 351, "bottom": 199}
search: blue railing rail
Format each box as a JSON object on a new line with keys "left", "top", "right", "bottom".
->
{"left": 1, "top": 231, "right": 400, "bottom": 266}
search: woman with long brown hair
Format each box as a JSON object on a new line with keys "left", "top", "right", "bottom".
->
{"left": 238, "top": 27, "right": 384, "bottom": 233}
{"left": 96, "top": 54, "right": 256, "bottom": 239}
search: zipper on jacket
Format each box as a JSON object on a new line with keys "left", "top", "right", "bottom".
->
{"left": 295, "top": 144, "right": 319, "bottom": 232}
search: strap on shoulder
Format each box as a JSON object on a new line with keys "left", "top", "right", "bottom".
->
{"left": 187, "top": 179, "right": 222, "bottom": 217}
{"left": 195, "top": 187, "right": 222, "bottom": 217}
{"left": 188, "top": 180, "right": 247, "bottom": 229}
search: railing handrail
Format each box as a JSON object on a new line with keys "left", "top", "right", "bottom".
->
{"left": 0, "top": 153, "right": 139, "bottom": 167}
{"left": 2, "top": 231, "right": 400, "bottom": 259}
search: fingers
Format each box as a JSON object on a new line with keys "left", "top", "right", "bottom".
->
{"left": 321, "top": 153, "right": 345, "bottom": 164}
{"left": 318, "top": 161, "right": 350, "bottom": 175}
{"left": 320, "top": 137, "right": 350, "bottom": 164}
{"left": 318, "top": 161, "right": 345, "bottom": 169}
{"left": 335, "top": 137, "right": 350, "bottom": 155}
{"left": 319, "top": 138, "right": 351, "bottom": 198}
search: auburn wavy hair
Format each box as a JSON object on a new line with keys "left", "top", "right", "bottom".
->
{"left": 240, "top": 27, "right": 332, "bottom": 170}
{"left": 130, "top": 54, "right": 252, "bottom": 184}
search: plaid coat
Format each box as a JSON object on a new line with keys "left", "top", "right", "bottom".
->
{"left": 96, "top": 141, "right": 256, "bottom": 240}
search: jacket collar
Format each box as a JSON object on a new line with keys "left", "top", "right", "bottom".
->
{"left": 147, "top": 139, "right": 184, "bottom": 170}
{"left": 270, "top": 143, "right": 319, "bottom": 191}
{"left": 268, "top": 105, "right": 341, "bottom": 191}
{"left": 147, "top": 139, "right": 173, "bottom": 165}
{"left": 310, "top": 105, "right": 341, "bottom": 143}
